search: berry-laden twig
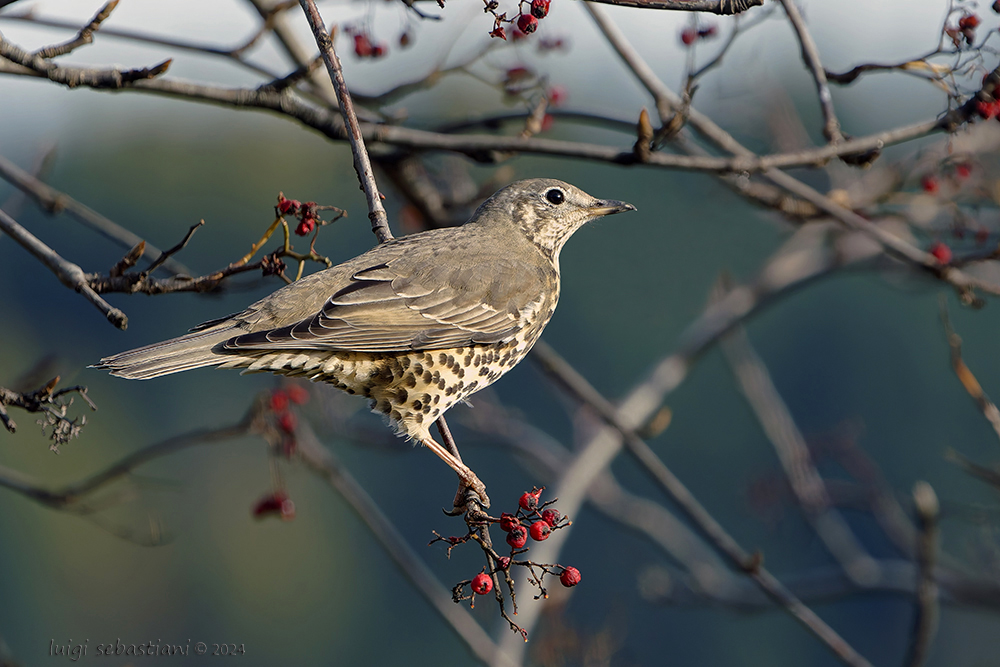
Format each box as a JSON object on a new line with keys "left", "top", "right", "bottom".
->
{"left": 249, "top": 384, "right": 314, "bottom": 521}
{"left": 484, "top": 0, "right": 553, "bottom": 41}
{"left": 430, "top": 486, "right": 579, "bottom": 639}
{"left": 0, "top": 376, "right": 97, "bottom": 452}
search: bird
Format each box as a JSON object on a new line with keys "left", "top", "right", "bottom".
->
{"left": 95, "top": 178, "right": 635, "bottom": 507}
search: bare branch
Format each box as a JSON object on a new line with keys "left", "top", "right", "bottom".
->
{"left": 0, "top": 32, "right": 170, "bottom": 88}
{"left": 721, "top": 309, "right": 879, "bottom": 584}
{"left": 298, "top": 0, "right": 392, "bottom": 243}
{"left": 778, "top": 0, "right": 843, "bottom": 142}
{"left": 0, "top": 208, "right": 128, "bottom": 329}
{"left": 293, "top": 417, "right": 499, "bottom": 663}
{"left": 32, "top": 0, "right": 120, "bottom": 59}
{"left": 0, "top": 153, "right": 189, "bottom": 275}
{"left": 585, "top": 0, "right": 763, "bottom": 14}
{"left": 904, "top": 482, "right": 940, "bottom": 667}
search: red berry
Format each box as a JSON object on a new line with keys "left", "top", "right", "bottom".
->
{"left": 559, "top": 567, "right": 581, "bottom": 587}
{"left": 920, "top": 174, "right": 939, "bottom": 194}
{"left": 295, "top": 217, "right": 316, "bottom": 236}
{"left": 519, "top": 489, "right": 542, "bottom": 511}
{"left": 529, "top": 521, "right": 551, "bottom": 541}
{"left": 277, "top": 196, "right": 300, "bottom": 215}
{"left": 506, "top": 525, "right": 528, "bottom": 549}
{"left": 253, "top": 491, "right": 294, "bottom": 521}
{"left": 929, "top": 242, "right": 952, "bottom": 264}
{"left": 517, "top": 13, "right": 538, "bottom": 34}
{"left": 270, "top": 390, "right": 289, "bottom": 412}
{"left": 496, "top": 556, "right": 511, "bottom": 570}
{"left": 541, "top": 508, "right": 561, "bottom": 527}
{"left": 958, "top": 14, "right": 980, "bottom": 30}
{"left": 530, "top": 0, "right": 550, "bottom": 19}
{"left": 500, "top": 512, "right": 520, "bottom": 532}
{"left": 471, "top": 572, "right": 493, "bottom": 595}
{"left": 278, "top": 411, "right": 297, "bottom": 434}
{"left": 353, "top": 34, "right": 373, "bottom": 58}
{"left": 680, "top": 27, "right": 698, "bottom": 46}
{"left": 994, "top": 0, "right": 1000, "bottom": 14}
{"left": 286, "top": 385, "right": 310, "bottom": 405}
{"left": 974, "top": 99, "right": 1000, "bottom": 119}
{"left": 955, "top": 162, "right": 972, "bottom": 179}
{"left": 547, "top": 85, "right": 568, "bottom": 107}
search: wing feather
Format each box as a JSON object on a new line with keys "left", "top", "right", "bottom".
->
{"left": 224, "top": 247, "right": 549, "bottom": 353}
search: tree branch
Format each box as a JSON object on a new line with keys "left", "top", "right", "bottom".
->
{"left": 0, "top": 208, "right": 128, "bottom": 329}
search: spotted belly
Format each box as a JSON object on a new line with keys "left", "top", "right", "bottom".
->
{"left": 231, "top": 339, "right": 529, "bottom": 440}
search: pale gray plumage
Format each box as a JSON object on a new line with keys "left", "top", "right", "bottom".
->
{"left": 95, "top": 178, "right": 634, "bottom": 503}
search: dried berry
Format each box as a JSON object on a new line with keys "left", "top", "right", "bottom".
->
{"left": 541, "top": 508, "right": 561, "bottom": 527}
{"left": 506, "top": 525, "right": 528, "bottom": 549}
{"left": 559, "top": 567, "right": 581, "bottom": 587}
{"left": 500, "top": 512, "right": 520, "bottom": 532}
{"left": 278, "top": 411, "right": 297, "bottom": 434}
{"left": 529, "top": 521, "right": 551, "bottom": 541}
{"left": 929, "top": 241, "right": 952, "bottom": 264}
{"left": 253, "top": 491, "right": 295, "bottom": 521}
{"left": 530, "top": 0, "right": 550, "bottom": 19}
{"left": 270, "top": 390, "right": 289, "bottom": 412}
{"left": 286, "top": 385, "right": 310, "bottom": 405}
{"left": 471, "top": 572, "right": 493, "bottom": 595}
{"left": 519, "top": 489, "right": 542, "bottom": 511}
{"left": 517, "top": 13, "right": 538, "bottom": 34}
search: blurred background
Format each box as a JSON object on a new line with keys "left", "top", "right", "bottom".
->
{"left": 2, "top": 0, "right": 1000, "bottom": 665}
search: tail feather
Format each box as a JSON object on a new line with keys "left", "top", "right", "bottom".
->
{"left": 93, "top": 325, "right": 246, "bottom": 380}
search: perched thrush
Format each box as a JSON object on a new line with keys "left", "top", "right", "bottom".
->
{"left": 96, "top": 179, "right": 635, "bottom": 506}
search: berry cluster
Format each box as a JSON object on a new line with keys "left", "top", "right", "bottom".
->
{"left": 346, "top": 26, "right": 389, "bottom": 59}
{"left": 275, "top": 193, "right": 346, "bottom": 237}
{"left": 918, "top": 160, "right": 995, "bottom": 262}
{"left": 485, "top": 0, "right": 551, "bottom": 41}
{"left": 679, "top": 23, "right": 717, "bottom": 47}
{"left": 433, "top": 487, "right": 580, "bottom": 627}
{"left": 500, "top": 488, "right": 571, "bottom": 549}
{"left": 268, "top": 385, "right": 310, "bottom": 457}
{"left": 946, "top": 12, "right": 981, "bottom": 46}
{"left": 276, "top": 194, "right": 322, "bottom": 236}
{"left": 250, "top": 385, "right": 310, "bottom": 522}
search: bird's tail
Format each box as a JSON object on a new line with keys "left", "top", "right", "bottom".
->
{"left": 93, "top": 324, "right": 242, "bottom": 380}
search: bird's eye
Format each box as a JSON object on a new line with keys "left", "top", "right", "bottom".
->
{"left": 546, "top": 189, "right": 565, "bottom": 205}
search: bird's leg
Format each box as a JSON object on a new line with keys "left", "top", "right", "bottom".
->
{"left": 435, "top": 416, "right": 463, "bottom": 462}
{"left": 418, "top": 436, "right": 490, "bottom": 509}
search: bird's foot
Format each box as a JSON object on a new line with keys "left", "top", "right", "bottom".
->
{"left": 452, "top": 475, "right": 490, "bottom": 512}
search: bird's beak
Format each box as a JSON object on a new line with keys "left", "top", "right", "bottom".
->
{"left": 588, "top": 199, "right": 637, "bottom": 217}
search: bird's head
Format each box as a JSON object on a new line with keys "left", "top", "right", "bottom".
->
{"left": 473, "top": 178, "right": 635, "bottom": 260}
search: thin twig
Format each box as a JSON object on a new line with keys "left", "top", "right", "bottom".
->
{"left": 721, "top": 308, "right": 879, "bottom": 584}
{"left": 32, "top": 0, "right": 120, "bottom": 59}
{"left": 0, "top": 153, "right": 188, "bottom": 275}
{"left": 778, "top": 0, "right": 843, "bottom": 142}
{"left": 940, "top": 304, "right": 1000, "bottom": 443}
{"left": 585, "top": 0, "right": 763, "bottom": 14}
{"left": 0, "top": 208, "right": 128, "bottom": 329}
{"left": 293, "top": 418, "right": 498, "bottom": 664}
{"left": 298, "top": 0, "right": 393, "bottom": 243}
{"left": 530, "top": 340, "right": 874, "bottom": 667}
{"left": 904, "top": 482, "right": 940, "bottom": 667}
